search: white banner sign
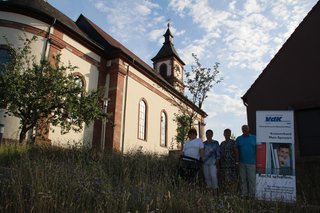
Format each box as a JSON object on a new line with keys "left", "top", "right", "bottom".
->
{"left": 255, "top": 111, "right": 296, "bottom": 202}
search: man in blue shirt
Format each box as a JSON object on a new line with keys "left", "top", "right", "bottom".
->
{"left": 236, "top": 125, "right": 256, "bottom": 197}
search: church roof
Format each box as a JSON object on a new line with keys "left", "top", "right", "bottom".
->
{"left": 0, "top": 0, "right": 97, "bottom": 47}
{"left": 151, "top": 26, "right": 185, "bottom": 65}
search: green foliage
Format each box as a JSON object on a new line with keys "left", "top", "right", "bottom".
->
{"left": 0, "top": 35, "right": 110, "bottom": 143}
{"left": 0, "top": 144, "right": 319, "bottom": 212}
{"left": 174, "top": 54, "right": 222, "bottom": 144}
{"left": 185, "top": 53, "right": 222, "bottom": 109}
{"left": 173, "top": 113, "right": 193, "bottom": 146}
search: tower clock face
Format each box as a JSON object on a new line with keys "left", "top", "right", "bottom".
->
{"left": 175, "top": 65, "right": 182, "bottom": 80}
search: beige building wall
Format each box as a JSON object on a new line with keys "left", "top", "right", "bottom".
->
{"left": 49, "top": 46, "right": 100, "bottom": 147}
{"left": 0, "top": 12, "right": 100, "bottom": 147}
{"left": 0, "top": 12, "right": 48, "bottom": 141}
{"left": 121, "top": 65, "right": 180, "bottom": 154}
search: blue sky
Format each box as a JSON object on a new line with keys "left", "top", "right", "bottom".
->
{"left": 49, "top": 0, "right": 318, "bottom": 142}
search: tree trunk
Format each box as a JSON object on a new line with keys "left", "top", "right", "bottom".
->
{"left": 19, "top": 127, "right": 28, "bottom": 143}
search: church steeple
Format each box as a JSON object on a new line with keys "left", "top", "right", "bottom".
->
{"left": 151, "top": 23, "right": 184, "bottom": 64}
{"left": 164, "top": 23, "right": 173, "bottom": 44}
{"left": 151, "top": 23, "right": 185, "bottom": 93}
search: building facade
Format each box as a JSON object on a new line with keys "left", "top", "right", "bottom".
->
{"left": 0, "top": 0, "right": 206, "bottom": 154}
{"left": 242, "top": 1, "right": 320, "bottom": 160}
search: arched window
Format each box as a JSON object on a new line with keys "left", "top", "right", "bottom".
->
{"left": 72, "top": 72, "right": 86, "bottom": 96}
{"left": 160, "top": 111, "right": 167, "bottom": 147}
{"left": 138, "top": 99, "right": 147, "bottom": 140}
{"left": 159, "top": 63, "right": 167, "bottom": 78}
{"left": 74, "top": 75, "right": 83, "bottom": 87}
{"left": 0, "top": 45, "right": 14, "bottom": 76}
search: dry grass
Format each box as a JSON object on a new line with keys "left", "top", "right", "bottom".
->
{"left": 0, "top": 144, "right": 319, "bottom": 212}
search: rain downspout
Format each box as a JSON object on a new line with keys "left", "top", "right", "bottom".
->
{"left": 121, "top": 59, "right": 134, "bottom": 153}
{"left": 42, "top": 18, "right": 56, "bottom": 60}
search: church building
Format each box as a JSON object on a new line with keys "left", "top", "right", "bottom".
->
{"left": 0, "top": 0, "right": 206, "bottom": 154}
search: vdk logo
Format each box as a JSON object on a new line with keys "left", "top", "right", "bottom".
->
{"left": 265, "top": 116, "right": 282, "bottom": 122}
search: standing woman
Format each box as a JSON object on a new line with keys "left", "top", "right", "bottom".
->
{"left": 203, "top": 129, "right": 220, "bottom": 196}
{"left": 220, "top": 128, "right": 239, "bottom": 193}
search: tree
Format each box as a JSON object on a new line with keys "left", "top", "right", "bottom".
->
{"left": 173, "top": 113, "right": 193, "bottom": 146}
{"left": 186, "top": 53, "right": 222, "bottom": 109}
{"left": 174, "top": 53, "right": 222, "bottom": 146}
{"left": 0, "top": 35, "right": 110, "bottom": 143}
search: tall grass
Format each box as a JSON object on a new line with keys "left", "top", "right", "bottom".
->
{"left": 0, "top": 144, "right": 319, "bottom": 212}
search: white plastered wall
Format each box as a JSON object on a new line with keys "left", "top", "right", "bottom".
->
{"left": 0, "top": 12, "right": 48, "bottom": 141}
{"left": 121, "top": 65, "right": 181, "bottom": 154}
{"left": 0, "top": 11, "right": 101, "bottom": 146}
{"left": 48, "top": 35, "right": 100, "bottom": 148}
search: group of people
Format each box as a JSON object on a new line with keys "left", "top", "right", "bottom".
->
{"left": 180, "top": 124, "right": 256, "bottom": 198}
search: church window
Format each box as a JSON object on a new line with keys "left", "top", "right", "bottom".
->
{"left": 160, "top": 111, "right": 167, "bottom": 147}
{"left": 159, "top": 63, "right": 167, "bottom": 78}
{"left": 72, "top": 72, "right": 86, "bottom": 96}
{"left": 138, "top": 99, "right": 147, "bottom": 140}
{"left": 0, "top": 45, "right": 14, "bottom": 76}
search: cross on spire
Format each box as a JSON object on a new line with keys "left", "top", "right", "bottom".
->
{"left": 167, "top": 18, "right": 171, "bottom": 29}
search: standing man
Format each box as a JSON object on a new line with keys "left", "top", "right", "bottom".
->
{"left": 203, "top": 129, "right": 220, "bottom": 196}
{"left": 236, "top": 125, "right": 256, "bottom": 198}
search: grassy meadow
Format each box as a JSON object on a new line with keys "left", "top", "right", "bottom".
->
{"left": 0, "top": 144, "right": 319, "bottom": 212}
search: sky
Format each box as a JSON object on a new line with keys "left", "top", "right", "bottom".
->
{"left": 48, "top": 0, "right": 318, "bottom": 142}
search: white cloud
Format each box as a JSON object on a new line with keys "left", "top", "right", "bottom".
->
{"left": 190, "top": 1, "right": 230, "bottom": 32}
{"left": 243, "top": 0, "right": 263, "bottom": 15}
{"left": 135, "top": 1, "right": 160, "bottom": 16}
{"left": 135, "top": 5, "right": 152, "bottom": 16}
{"left": 179, "top": 42, "right": 206, "bottom": 64}
{"left": 174, "top": 29, "right": 186, "bottom": 37}
{"left": 93, "top": 1, "right": 111, "bottom": 13}
{"left": 228, "top": 1, "right": 237, "bottom": 11}
{"left": 168, "top": 0, "right": 192, "bottom": 16}
{"left": 91, "top": 0, "right": 162, "bottom": 43}
{"left": 204, "top": 91, "right": 246, "bottom": 117}
{"left": 148, "top": 28, "right": 164, "bottom": 42}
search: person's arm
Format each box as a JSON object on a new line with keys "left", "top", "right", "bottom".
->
{"left": 199, "top": 148, "right": 205, "bottom": 160}
{"left": 180, "top": 141, "right": 186, "bottom": 157}
{"left": 216, "top": 142, "right": 221, "bottom": 169}
{"left": 234, "top": 140, "right": 240, "bottom": 164}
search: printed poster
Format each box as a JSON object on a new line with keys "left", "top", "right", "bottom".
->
{"left": 255, "top": 111, "right": 296, "bottom": 202}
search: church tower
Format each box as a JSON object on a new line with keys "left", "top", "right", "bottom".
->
{"left": 152, "top": 24, "right": 185, "bottom": 93}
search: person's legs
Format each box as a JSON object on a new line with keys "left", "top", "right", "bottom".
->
{"left": 247, "top": 164, "right": 256, "bottom": 197}
{"left": 203, "top": 165, "right": 213, "bottom": 188}
{"left": 210, "top": 164, "right": 219, "bottom": 196}
{"left": 204, "top": 164, "right": 219, "bottom": 196}
{"left": 239, "top": 163, "right": 248, "bottom": 196}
